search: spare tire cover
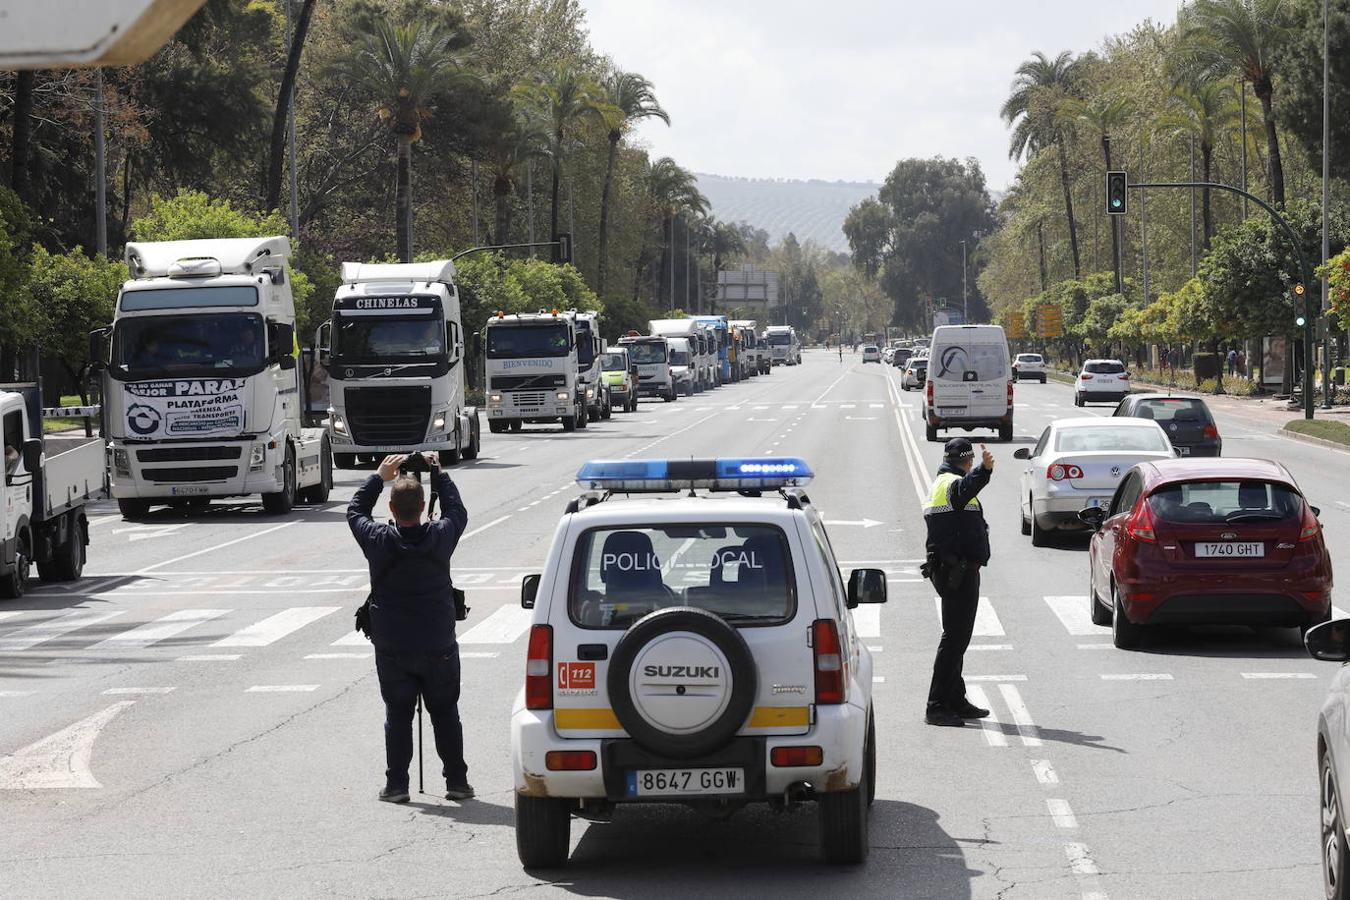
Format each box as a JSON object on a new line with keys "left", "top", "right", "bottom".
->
{"left": 607, "top": 606, "right": 758, "bottom": 759}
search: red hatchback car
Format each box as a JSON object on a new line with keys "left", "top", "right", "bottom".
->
{"left": 1080, "top": 458, "right": 1333, "bottom": 649}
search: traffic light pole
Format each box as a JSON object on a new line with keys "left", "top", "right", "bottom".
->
{"left": 1129, "top": 181, "right": 1316, "bottom": 420}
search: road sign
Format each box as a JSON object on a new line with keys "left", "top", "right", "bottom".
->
{"left": 1036, "top": 304, "right": 1063, "bottom": 339}
{"left": 1006, "top": 311, "right": 1027, "bottom": 339}
{"left": 0, "top": 0, "right": 206, "bottom": 68}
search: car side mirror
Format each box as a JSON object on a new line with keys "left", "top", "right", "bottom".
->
{"left": 1311, "top": 505, "right": 1321, "bottom": 518}
{"left": 1078, "top": 506, "right": 1106, "bottom": 530}
{"left": 1306, "top": 619, "right": 1350, "bottom": 662}
{"left": 846, "top": 568, "right": 887, "bottom": 609}
{"left": 1013, "top": 448, "right": 1031, "bottom": 460}
{"left": 521, "top": 574, "right": 541, "bottom": 609}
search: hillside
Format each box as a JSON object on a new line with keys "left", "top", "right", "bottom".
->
{"left": 695, "top": 173, "right": 878, "bottom": 254}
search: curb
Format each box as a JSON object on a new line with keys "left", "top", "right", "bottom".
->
{"left": 1279, "top": 427, "right": 1350, "bottom": 455}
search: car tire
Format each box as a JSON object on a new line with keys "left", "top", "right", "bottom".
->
{"left": 262, "top": 446, "right": 296, "bottom": 515}
{"left": 1323, "top": 748, "right": 1350, "bottom": 900}
{"left": 561, "top": 415, "right": 576, "bottom": 433}
{"left": 1089, "top": 561, "right": 1112, "bottom": 626}
{"left": 925, "top": 423, "right": 938, "bottom": 442}
{"left": 1075, "top": 392, "right": 1084, "bottom": 407}
{"left": 1040, "top": 376, "right": 1047, "bottom": 384}
{"left": 819, "top": 764, "right": 869, "bottom": 864}
{"left": 1020, "top": 503, "right": 1031, "bottom": 536}
{"left": 514, "top": 793, "right": 571, "bottom": 869}
{"left": 117, "top": 498, "right": 151, "bottom": 520}
{"left": 998, "top": 422, "right": 1013, "bottom": 442}
{"left": 607, "top": 607, "right": 757, "bottom": 760}
{"left": 865, "top": 710, "right": 876, "bottom": 807}
{"left": 0, "top": 529, "right": 31, "bottom": 599}
{"left": 1030, "top": 507, "right": 1049, "bottom": 547}
{"left": 1111, "top": 582, "right": 1144, "bottom": 650}
{"left": 333, "top": 452, "right": 357, "bottom": 468}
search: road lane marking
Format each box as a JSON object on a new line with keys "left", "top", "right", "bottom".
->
{"left": 1043, "top": 595, "right": 1110, "bottom": 636}
{"left": 1241, "top": 672, "right": 1317, "bottom": 679}
{"left": 811, "top": 369, "right": 851, "bottom": 404}
{"left": 461, "top": 515, "right": 510, "bottom": 542}
{"left": 0, "top": 690, "right": 36, "bottom": 697}
{"left": 461, "top": 651, "right": 500, "bottom": 659}
{"left": 1100, "top": 673, "right": 1172, "bottom": 680}
{"left": 1336, "top": 606, "right": 1350, "bottom": 620}
{"left": 132, "top": 522, "right": 298, "bottom": 574}
{"left": 885, "top": 372, "right": 928, "bottom": 504}
{"left": 90, "top": 609, "right": 229, "bottom": 650}
{"left": 177, "top": 654, "right": 241, "bottom": 662}
{"left": 1077, "top": 643, "right": 1115, "bottom": 650}
{"left": 997, "top": 683, "right": 1042, "bottom": 746}
{"left": 933, "top": 596, "right": 1003, "bottom": 636}
{"left": 102, "top": 687, "right": 175, "bottom": 695}
{"left": 1032, "top": 759, "right": 1059, "bottom": 785}
{"left": 968, "top": 644, "right": 1013, "bottom": 651}
{"left": 213, "top": 607, "right": 340, "bottom": 648}
{"left": 964, "top": 685, "right": 1006, "bottom": 747}
{"left": 246, "top": 684, "right": 319, "bottom": 693}
{"left": 332, "top": 630, "right": 371, "bottom": 647}
{"left": 0, "top": 609, "right": 125, "bottom": 652}
{"left": 872, "top": 676, "right": 886, "bottom": 683}
{"left": 0, "top": 701, "right": 136, "bottom": 789}
{"left": 0, "top": 611, "right": 24, "bottom": 622}
{"left": 1065, "top": 842, "right": 1101, "bottom": 875}
{"left": 851, "top": 605, "right": 881, "bottom": 638}
{"left": 305, "top": 652, "right": 371, "bottom": 660}
{"left": 966, "top": 674, "right": 1027, "bottom": 682}
{"left": 458, "top": 606, "right": 534, "bottom": 644}
{"left": 1047, "top": 798, "right": 1079, "bottom": 828}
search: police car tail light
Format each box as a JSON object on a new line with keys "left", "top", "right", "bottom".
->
{"left": 812, "top": 619, "right": 846, "bottom": 705}
{"left": 574, "top": 457, "right": 813, "bottom": 492}
{"left": 1046, "top": 464, "right": 1083, "bottom": 481}
{"left": 770, "top": 746, "right": 823, "bottom": 767}
{"left": 545, "top": 750, "right": 597, "bottom": 771}
{"left": 525, "top": 625, "right": 553, "bottom": 710}
{"left": 1126, "top": 502, "right": 1157, "bottom": 543}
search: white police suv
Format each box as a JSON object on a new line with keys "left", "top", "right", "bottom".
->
{"left": 510, "top": 458, "right": 886, "bottom": 867}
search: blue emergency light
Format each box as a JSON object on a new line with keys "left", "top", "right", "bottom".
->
{"left": 575, "top": 457, "right": 813, "bottom": 492}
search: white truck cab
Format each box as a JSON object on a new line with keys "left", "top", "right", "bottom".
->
{"left": 765, "top": 325, "right": 801, "bottom": 366}
{"left": 730, "top": 319, "right": 769, "bottom": 376}
{"left": 510, "top": 457, "right": 887, "bottom": 867}
{"left": 648, "top": 319, "right": 709, "bottom": 392}
{"left": 617, "top": 334, "right": 675, "bottom": 403}
{"left": 484, "top": 310, "right": 587, "bottom": 433}
{"left": 664, "top": 337, "right": 696, "bottom": 397}
{"left": 320, "top": 260, "right": 480, "bottom": 468}
{"left": 924, "top": 324, "right": 1014, "bottom": 443}
{"left": 571, "top": 311, "right": 611, "bottom": 421}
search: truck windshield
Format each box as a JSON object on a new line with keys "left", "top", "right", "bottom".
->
{"left": 766, "top": 331, "right": 791, "bottom": 345}
{"left": 113, "top": 313, "right": 265, "bottom": 376}
{"left": 334, "top": 315, "right": 444, "bottom": 362}
{"left": 670, "top": 350, "right": 691, "bottom": 366}
{"left": 627, "top": 342, "right": 666, "bottom": 364}
{"left": 600, "top": 352, "right": 629, "bottom": 372}
{"left": 486, "top": 323, "right": 571, "bottom": 358}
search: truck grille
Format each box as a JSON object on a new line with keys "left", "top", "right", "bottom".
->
{"left": 137, "top": 446, "right": 243, "bottom": 463}
{"left": 142, "top": 466, "right": 238, "bottom": 483}
{"left": 346, "top": 386, "right": 431, "bottom": 445}
{"left": 511, "top": 391, "right": 549, "bottom": 408}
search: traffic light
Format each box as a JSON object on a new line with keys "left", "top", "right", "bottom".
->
{"left": 1296, "top": 314, "right": 1307, "bottom": 328}
{"left": 1106, "top": 171, "right": 1127, "bottom": 215}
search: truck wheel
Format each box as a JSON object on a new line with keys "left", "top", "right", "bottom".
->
{"left": 299, "top": 442, "right": 332, "bottom": 504}
{"left": 508, "top": 420, "right": 523, "bottom": 433}
{"left": 561, "top": 415, "right": 576, "bottom": 433}
{"left": 0, "top": 530, "right": 31, "bottom": 599}
{"left": 576, "top": 404, "right": 588, "bottom": 430}
{"left": 52, "top": 516, "right": 85, "bottom": 581}
{"left": 118, "top": 498, "right": 151, "bottom": 520}
{"left": 440, "top": 428, "right": 461, "bottom": 466}
{"left": 461, "top": 419, "right": 480, "bottom": 460}
{"left": 262, "top": 446, "right": 296, "bottom": 515}
{"left": 333, "top": 453, "right": 356, "bottom": 469}
{"left": 488, "top": 420, "right": 507, "bottom": 435}
{"left": 925, "top": 423, "right": 938, "bottom": 442}
{"left": 601, "top": 393, "right": 612, "bottom": 420}
{"left": 514, "top": 793, "right": 571, "bottom": 868}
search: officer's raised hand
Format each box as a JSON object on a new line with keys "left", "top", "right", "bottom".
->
{"left": 980, "top": 445, "right": 995, "bottom": 471}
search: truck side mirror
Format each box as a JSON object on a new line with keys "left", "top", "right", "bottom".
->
{"left": 88, "top": 327, "right": 110, "bottom": 370}
{"left": 270, "top": 322, "right": 296, "bottom": 369}
{"left": 315, "top": 321, "right": 331, "bottom": 369}
{"left": 470, "top": 332, "right": 482, "bottom": 357}
{"left": 20, "top": 438, "right": 42, "bottom": 476}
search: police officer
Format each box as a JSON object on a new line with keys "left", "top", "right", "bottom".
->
{"left": 923, "top": 437, "right": 994, "bottom": 727}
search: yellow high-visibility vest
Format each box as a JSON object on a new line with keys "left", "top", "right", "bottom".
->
{"left": 922, "top": 471, "right": 981, "bottom": 516}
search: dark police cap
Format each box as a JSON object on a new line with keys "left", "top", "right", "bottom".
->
{"left": 943, "top": 438, "right": 975, "bottom": 460}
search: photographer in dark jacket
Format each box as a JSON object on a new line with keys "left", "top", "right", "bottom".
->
{"left": 922, "top": 438, "right": 994, "bottom": 728}
{"left": 348, "top": 453, "right": 471, "bottom": 803}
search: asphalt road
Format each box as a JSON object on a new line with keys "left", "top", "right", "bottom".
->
{"left": 1, "top": 349, "right": 1345, "bottom": 899}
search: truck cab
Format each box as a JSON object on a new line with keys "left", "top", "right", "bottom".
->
{"left": 690, "top": 316, "right": 731, "bottom": 384}
{"left": 765, "top": 326, "right": 800, "bottom": 366}
{"left": 648, "top": 319, "right": 707, "bottom": 393}
{"left": 617, "top": 335, "right": 676, "bottom": 403}
{"left": 98, "top": 237, "right": 330, "bottom": 518}
{"left": 664, "top": 338, "right": 696, "bottom": 397}
{"left": 484, "top": 310, "right": 587, "bottom": 433}
{"left": 319, "top": 260, "right": 480, "bottom": 468}
{"left": 571, "top": 311, "right": 610, "bottom": 421}
{"left": 730, "top": 320, "right": 768, "bottom": 376}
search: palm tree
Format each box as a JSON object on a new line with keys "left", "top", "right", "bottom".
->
{"left": 335, "top": 11, "right": 477, "bottom": 262}
{"left": 1157, "top": 79, "right": 1236, "bottom": 248}
{"left": 1061, "top": 92, "right": 1131, "bottom": 286}
{"left": 700, "top": 219, "right": 747, "bottom": 314}
{"left": 633, "top": 157, "right": 706, "bottom": 303}
{"left": 1001, "top": 50, "right": 1083, "bottom": 277}
{"left": 597, "top": 70, "right": 669, "bottom": 297}
{"left": 514, "top": 65, "right": 612, "bottom": 250}
{"left": 1181, "top": 0, "right": 1294, "bottom": 206}
{"left": 264, "top": 0, "right": 318, "bottom": 214}
{"left": 483, "top": 112, "right": 550, "bottom": 245}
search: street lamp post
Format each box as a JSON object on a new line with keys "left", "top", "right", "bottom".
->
{"left": 1322, "top": 0, "right": 1334, "bottom": 408}
{"left": 960, "top": 240, "right": 968, "bottom": 321}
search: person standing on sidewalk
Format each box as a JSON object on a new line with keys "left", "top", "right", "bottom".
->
{"left": 922, "top": 438, "right": 994, "bottom": 727}
{"left": 348, "top": 453, "right": 472, "bottom": 803}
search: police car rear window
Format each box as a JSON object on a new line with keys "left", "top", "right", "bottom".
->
{"left": 569, "top": 524, "right": 795, "bottom": 629}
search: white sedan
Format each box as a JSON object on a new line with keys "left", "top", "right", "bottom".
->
{"left": 1014, "top": 418, "right": 1175, "bottom": 546}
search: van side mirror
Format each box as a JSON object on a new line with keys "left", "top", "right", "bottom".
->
{"left": 1078, "top": 506, "right": 1106, "bottom": 530}
{"left": 21, "top": 438, "right": 42, "bottom": 475}
{"left": 1013, "top": 448, "right": 1031, "bottom": 460}
{"left": 1306, "top": 620, "right": 1350, "bottom": 662}
{"left": 521, "top": 574, "right": 541, "bottom": 610}
{"left": 847, "top": 568, "right": 887, "bottom": 608}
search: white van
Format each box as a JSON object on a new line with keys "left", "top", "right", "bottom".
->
{"left": 923, "top": 325, "right": 1013, "bottom": 443}
{"left": 765, "top": 325, "right": 800, "bottom": 366}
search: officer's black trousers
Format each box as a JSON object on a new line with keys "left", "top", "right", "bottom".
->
{"left": 927, "top": 566, "right": 981, "bottom": 711}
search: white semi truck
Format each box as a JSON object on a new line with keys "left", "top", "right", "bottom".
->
{"left": 317, "top": 261, "right": 480, "bottom": 469}
{"left": 649, "top": 318, "right": 711, "bottom": 392}
{"left": 97, "top": 236, "right": 331, "bottom": 518}
{"left": 617, "top": 334, "right": 676, "bottom": 402}
{"left": 0, "top": 381, "right": 105, "bottom": 597}
{"left": 730, "top": 319, "right": 770, "bottom": 375}
{"left": 483, "top": 310, "right": 588, "bottom": 433}
{"left": 571, "top": 310, "right": 611, "bottom": 421}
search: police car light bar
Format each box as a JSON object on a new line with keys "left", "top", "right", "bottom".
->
{"left": 575, "top": 457, "right": 813, "bottom": 492}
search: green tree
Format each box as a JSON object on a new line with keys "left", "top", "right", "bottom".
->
{"left": 1061, "top": 92, "right": 1130, "bottom": 280}
{"left": 1156, "top": 78, "right": 1236, "bottom": 248}
{"left": 1001, "top": 50, "right": 1084, "bottom": 277}
{"left": 1277, "top": 0, "right": 1350, "bottom": 176}
{"left": 332, "top": 2, "right": 476, "bottom": 261}
{"left": 700, "top": 218, "right": 747, "bottom": 314}
{"left": 637, "top": 157, "right": 707, "bottom": 305}
{"left": 24, "top": 247, "right": 127, "bottom": 402}
{"left": 596, "top": 70, "right": 668, "bottom": 298}
{"left": 0, "top": 186, "right": 34, "bottom": 376}
{"left": 1181, "top": 0, "right": 1295, "bottom": 206}
{"left": 483, "top": 111, "right": 550, "bottom": 245}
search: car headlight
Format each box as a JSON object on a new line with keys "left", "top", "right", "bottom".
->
{"left": 556, "top": 392, "right": 569, "bottom": 401}
{"left": 249, "top": 443, "right": 267, "bottom": 468}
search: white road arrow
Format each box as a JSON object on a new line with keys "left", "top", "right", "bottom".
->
{"left": 0, "top": 701, "right": 135, "bottom": 789}
{"left": 112, "top": 524, "right": 187, "bottom": 541}
{"left": 823, "top": 518, "right": 884, "bottom": 529}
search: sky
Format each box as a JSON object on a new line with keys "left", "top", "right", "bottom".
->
{"left": 580, "top": 0, "right": 1185, "bottom": 192}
